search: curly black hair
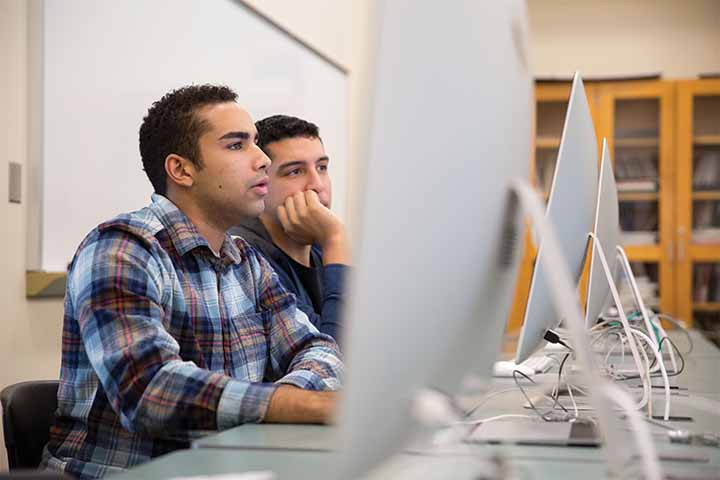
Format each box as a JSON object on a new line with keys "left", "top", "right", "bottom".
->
{"left": 139, "top": 84, "right": 238, "bottom": 195}
{"left": 255, "top": 115, "right": 322, "bottom": 159}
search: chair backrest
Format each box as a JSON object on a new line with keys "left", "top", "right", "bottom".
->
{"left": 1, "top": 381, "right": 59, "bottom": 470}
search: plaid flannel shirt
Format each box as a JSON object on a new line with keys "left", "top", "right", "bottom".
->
{"left": 41, "top": 194, "right": 343, "bottom": 479}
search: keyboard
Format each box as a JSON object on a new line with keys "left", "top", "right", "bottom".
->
{"left": 493, "top": 355, "right": 556, "bottom": 378}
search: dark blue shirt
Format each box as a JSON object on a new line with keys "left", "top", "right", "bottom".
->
{"left": 230, "top": 218, "right": 347, "bottom": 345}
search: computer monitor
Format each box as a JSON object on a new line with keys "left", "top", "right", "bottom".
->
{"left": 584, "top": 139, "right": 663, "bottom": 350}
{"left": 336, "top": 0, "right": 531, "bottom": 477}
{"left": 514, "top": 73, "right": 599, "bottom": 364}
{"left": 585, "top": 139, "right": 621, "bottom": 327}
{"left": 583, "top": 140, "right": 673, "bottom": 420}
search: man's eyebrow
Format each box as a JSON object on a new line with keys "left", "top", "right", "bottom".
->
{"left": 218, "top": 131, "right": 253, "bottom": 141}
{"left": 277, "top": 160, "right": 305, "bottom": 171}
{"left": 278, "top": 156, "right": 330, "bottom": 171}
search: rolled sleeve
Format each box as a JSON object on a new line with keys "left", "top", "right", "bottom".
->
{"left": 277, "top": 369, "right": 342, "bottom": 391}
{"left": 217, "top": 380, "right": 279, "bottom": 429}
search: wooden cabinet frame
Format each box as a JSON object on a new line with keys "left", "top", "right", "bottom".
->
{"left": 675, "top": 79, "right": 720, "bottom": 326}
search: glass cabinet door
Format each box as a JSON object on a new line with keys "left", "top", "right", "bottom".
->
{"left": 598, "top": 81, "right": 675, "bottom": 316}
{"left": 677, "top": 80, "right": 720, "bottom": 332}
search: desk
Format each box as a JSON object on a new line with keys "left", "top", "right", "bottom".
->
{"left": 119, "top": 330, "right": 720, "bottom": 479}
{"left": 686, "top": 329, "right": 720, "bottom": 357}
{"left": 194, "top": 424, "right": 337, "bottom": 452}
{"left": 113, "top": 441, "right": 720, "bottom": 480}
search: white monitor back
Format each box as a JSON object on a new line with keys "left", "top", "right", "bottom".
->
{"left": 337, "top": 0, "right": 531, "bottom": 477}
{"left": 515, "top": 73, "right": 598, "bottom": 363}
{"left": 585, "top": 140, "right": 621, "bottom": 326}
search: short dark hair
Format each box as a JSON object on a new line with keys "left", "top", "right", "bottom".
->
{"left": 255, "top": 115, "right": 321, "bottom": 159}
{"left": 139, "top": 84, "right": 238, "bottom": 195}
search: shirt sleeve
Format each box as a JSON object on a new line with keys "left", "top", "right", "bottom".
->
{"left": 312, "top": 263, "right": 347, "bottom": 345}
{"left": 252, "top": 253, "right": 344, "bottom": 391}
{"left": 70, "top": 228, "right": 277, "bottom": 435}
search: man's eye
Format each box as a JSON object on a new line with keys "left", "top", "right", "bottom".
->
{"left": 318, "top": 165, "right": 328, "bottom": 172}
{"left": 228, "top": 142, "right": 243, "bottom": 150}
{"left": 287, "top": 169, "right": 301, "bottom": 177}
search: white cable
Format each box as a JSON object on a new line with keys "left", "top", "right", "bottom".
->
{"left": 590, "top": 319, "right": 620, "bottom": 332}
{"left": 588, "top": 233, "right": 652, "bottom": 416}
{"left": 566, "top": 381, "right": 579, "bottom": 419}
{"left": 616, "top": 247, "right": 661, "bottom": 349}
{"left": 463, "top": 387, "right": 526, "bottom": 418}
{"left": 650, "top": 314, "right": 679, "bottom": 373}
{"left": 599, "top": 329, "right": 652, "bottom": 417}
{"left": 620, "top": 328, "right": 654, "bottom": 419}
{"left": 599, "top": 326, "right": 661, "bottom": 419}
{"left": 656, "top": 313, "right": 689, "bottom": 331}
{"left": 603, "top": 331, "right": 624, "bottom": 377}
{"left": 597, "top": 329, "right": 633, "bottom": 380}
{"left": 412, "top": 388, "right": 461, "bottom": 428}
{"left": 510, "top": 179, "right": 661, "bottom": 480}
{"left": 613, "top": 328, "right": 650, "bottom": 378}
{"left": 628, "top": 326, "right": 671, "bottom": 421}
{"left": 616, "top": 246, "right": 678, "bottom": 396}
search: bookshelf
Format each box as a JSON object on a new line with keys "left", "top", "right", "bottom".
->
{"left": 676, "top": 79, "right": 720, "bottom": 331}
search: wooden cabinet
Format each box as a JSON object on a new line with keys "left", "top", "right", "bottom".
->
{"left": 675, "top": 79, "right": 720, "bottom": 336}
{"left": 596, "top": 81, "right": 676, "bottom": 317}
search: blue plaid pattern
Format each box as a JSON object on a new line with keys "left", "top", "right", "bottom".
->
{"left": 41, "top": 194, "right": 342, "bottom": 478}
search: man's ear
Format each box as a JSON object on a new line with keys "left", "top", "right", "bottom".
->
{"left": 165, "top": 154, "right": 196, "bottom": 188}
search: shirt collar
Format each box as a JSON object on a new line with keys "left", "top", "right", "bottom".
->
{"left": 149, "top": 193, "right": 243, "bottom": 266}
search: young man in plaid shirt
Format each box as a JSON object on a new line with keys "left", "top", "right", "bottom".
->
{"left": 41, "top": 85, "right": 343, "bottom": 478}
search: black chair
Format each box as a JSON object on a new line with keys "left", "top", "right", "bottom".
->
{"left": 1, "top": 381, "right": 59, "bottom": 470}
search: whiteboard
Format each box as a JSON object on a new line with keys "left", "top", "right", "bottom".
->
{"left": 36, "top": 0, "right": 348, "bottom": 271}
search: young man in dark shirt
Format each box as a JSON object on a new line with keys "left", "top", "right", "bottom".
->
{"left": 230, "top": 115, "right": 350, "bottom": 345}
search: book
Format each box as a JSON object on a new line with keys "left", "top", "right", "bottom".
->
{"left": 617, "top": 180, "right": 657, "bottom": 192}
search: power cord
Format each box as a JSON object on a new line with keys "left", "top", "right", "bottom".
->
{"left": 544, "top": 329, "right": 573, "bottom": 351}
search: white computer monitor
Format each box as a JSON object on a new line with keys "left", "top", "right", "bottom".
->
{"left": 514, "top": 73, "right": 599, "bottom": 363}
{"left": 336, "top": 1, "right": 531, "bottom": 477}
{"left": 585, "top": 139, "right": 621, "bottom": 327}
{"left": 583, "top": 140, "right": 673, "bottom": 420}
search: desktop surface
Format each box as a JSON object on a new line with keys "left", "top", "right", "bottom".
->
{"left": 114, "top": 439, "right": 720, "bottom": 480}
{"left": 193, "top": 424, "right": 338, "bottom": 452}
{"left": 117, "top": 329, "right": 720, "bottom": 479}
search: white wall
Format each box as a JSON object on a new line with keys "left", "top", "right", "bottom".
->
{"left": 0, "top": 0, "right": 65, "bottom": 471}
{"left": 528, "top": 0, "right": 720, "bottom": 78}
{"left": 240, "top": 0, "right": 372, "bottom": 231}
{"left": 241, "top": 0, "right": 352, "bottom": 70}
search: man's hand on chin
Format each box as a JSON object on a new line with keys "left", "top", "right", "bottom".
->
{"left": 277, "top": 191, "right": 351, "bottom": 265}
